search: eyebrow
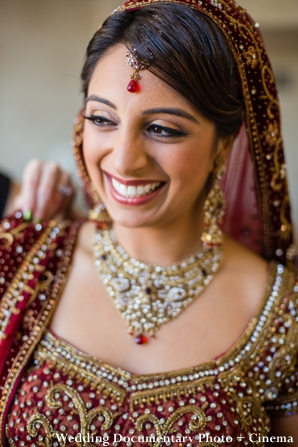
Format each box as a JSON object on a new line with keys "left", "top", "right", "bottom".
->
{"left": 142, "top": 108, "right": 199, "bottom": 124}
{"left": 84, "top": 95, "right": 117, "bottom": 110}
{"left": 85, "top": 96, "right": 198, "bottom": 124}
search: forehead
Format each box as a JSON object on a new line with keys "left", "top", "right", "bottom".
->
{"left": 87, "top": 44, "right": 200, "bottom": 114}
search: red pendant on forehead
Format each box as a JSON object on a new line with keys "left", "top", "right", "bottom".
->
{"left": 127, "top": 79, "right": 138, "bottom": 93}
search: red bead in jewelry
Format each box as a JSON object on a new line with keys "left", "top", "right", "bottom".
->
{"left": 135, "top": 334, "right": 148, "bottom": 344}
{"left": 127, "top": 79, "right": 138, "bottom": 93}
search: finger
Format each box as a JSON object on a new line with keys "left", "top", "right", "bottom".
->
{"left": 19, "top": 159, "right": 43, "bottom": 219}
{"left": 43, "top": 170, "right": 74, "bottom": 220}
{"left": 34, "top": 162, "right": 60, "bottom": 220}
{"left": 36, "top": 167, "right": 74, "bottom": 220}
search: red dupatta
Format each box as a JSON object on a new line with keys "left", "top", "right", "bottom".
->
{"left": 0, "top": 216, "right": 81, "bottom": 446}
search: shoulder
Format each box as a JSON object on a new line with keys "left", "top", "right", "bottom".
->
{"left": 223, "top": 234, "right": 297, "bottom": 305}
{"left": 223, "top": 234, "right": 269, "bottom": 275}
{"left": 218, "top": 235, "right": 270, "bottom": 319}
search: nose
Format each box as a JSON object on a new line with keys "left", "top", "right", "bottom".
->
{"left": 112, "top": 125, "right": 148, "bottom": 177}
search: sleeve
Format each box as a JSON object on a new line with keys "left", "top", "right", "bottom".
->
{"left": 264, "top": 274, "right": 298, "bottom": 416}
{"left": 0, "top": 172, "right": 11, "bottom": 218}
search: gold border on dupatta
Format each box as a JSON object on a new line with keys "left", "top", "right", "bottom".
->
{"left": 0, "top": 220, "right": 78, "bottom": 445}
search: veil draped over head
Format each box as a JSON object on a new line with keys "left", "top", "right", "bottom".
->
{"left": 73, "top": 0, "right": 295, "bottom": 266}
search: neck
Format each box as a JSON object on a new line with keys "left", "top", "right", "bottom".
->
{"left": 112, "top": 210, "right": 205, "bottom": 266}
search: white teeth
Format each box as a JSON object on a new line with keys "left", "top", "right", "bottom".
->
{"left": 119, "top": 183, "right": 126, "bottom": 196}
{"left": 111, "top": 178, "right": 161, "bottom": 198}
{"left": 127, "top": 186, "right": 136, "bottom": 197}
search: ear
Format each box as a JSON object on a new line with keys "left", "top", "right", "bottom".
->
{"left": 215, "top": 133, "right": 236, "bottom": 162}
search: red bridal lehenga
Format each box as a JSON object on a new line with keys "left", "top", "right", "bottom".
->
{"left": 1, "top": 0, "right": 298, "bottom": 446}
{"left": 1, "top": 216, "right": 298, "bottom": 447}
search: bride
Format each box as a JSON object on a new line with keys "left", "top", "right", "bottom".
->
{"left": 1, "top": 0, "right": 297, "bottom": 445}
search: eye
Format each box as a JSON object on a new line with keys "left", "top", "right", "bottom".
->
{"left": 146, "top": 124, "right": 187, "bottom": 138}
{"left": 83, "top": 115, "right": 115, "bottom": 127}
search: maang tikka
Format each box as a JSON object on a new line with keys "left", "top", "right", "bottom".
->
{"left": 126, "top": 46, "right": 150, "bottom": 93}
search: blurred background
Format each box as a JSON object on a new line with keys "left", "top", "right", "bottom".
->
{"left": 0, "top": 0, "right": 297, "bottom": 240}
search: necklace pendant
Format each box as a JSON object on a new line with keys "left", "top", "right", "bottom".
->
{"left": 134, "top": 334, "right": 148, "bottom": 345}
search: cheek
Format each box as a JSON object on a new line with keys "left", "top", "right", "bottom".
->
{"left": 166, "top": 145, "right": 213, "bottom": 189}
{"left": 82, "top": 128, "right": 103, "bottom": 169}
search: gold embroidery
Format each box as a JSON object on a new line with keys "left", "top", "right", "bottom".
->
{"left": 0, "top": 222, "right": 57, "bottom": 342}
{"left": 27, "top": 385, "right": 114, "bottom": 446}
{"left": 34, "top": 332, "right": 128, "bottom": 405}
{"left": 268, "top": 316, "right": 298, "bottom": 384}
{"left": 25, "top": 271, "right": 55, "bottom": 310}
{"left": 243, "top": 46, "right": 258, "bottom": 68}
{"left": 28, "top": 413, "right": 62, "bottom": 447}
{"left": 135, "top": 405, "right": 207, "bottom": 447}
{"left": 130, "top": 378, "right": 214, "bottom": 411}
{"left": 0, "top": 232, "right": 14, "bottom": 247}
{"left": 0, "top": 221, "right": 30, "bottom": 248}
{"left": 263, "top": 123, "right": 280, "bottom": 147}
{"left": 47, "top": 384, "right": 114, "bottom": 430}
{"left": 280, "top": 195, "right": 292, "bottom": 240}
{"left": 236, "top": 397, "right": 265, "bottom": 428}
{"left": 0, "top": 221, "right": 78, "bottom": 440}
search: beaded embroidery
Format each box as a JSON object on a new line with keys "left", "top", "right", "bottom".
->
{"left": 5, "top": 263, "right": 298, "bottom": 446}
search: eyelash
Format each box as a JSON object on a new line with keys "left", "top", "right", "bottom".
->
{"left": 83, "top": 115, "right": 187, "bottom": 139}
{"left": 146, "top": 124, "right": 187, "bottom": 138}
{"left": 83, "top": 115, "right": 113, "bottom": 126}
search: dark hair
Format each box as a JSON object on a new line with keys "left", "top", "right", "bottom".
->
{"left": 81, "top": 4, "right": 244, "bottom": 138}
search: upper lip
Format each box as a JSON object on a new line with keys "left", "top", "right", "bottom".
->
{"left": 104, "top": 171, "right": 165, "bottom": 186}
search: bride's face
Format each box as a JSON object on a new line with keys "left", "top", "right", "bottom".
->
{"left": 83, "top": 44, "right": 228, "bottom": 229}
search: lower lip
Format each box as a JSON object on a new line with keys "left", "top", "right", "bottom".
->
{"left": 106, "top": 176, "right": 165, "bottom": 206}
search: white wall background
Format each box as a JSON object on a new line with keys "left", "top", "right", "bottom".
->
{"left": 0, "top": 0, "right": 121, "bottom": 178}
{"left": 0, "top": 0, "right": 297, "bottom": 241}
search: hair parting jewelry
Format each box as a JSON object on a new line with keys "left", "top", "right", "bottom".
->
{"left": 126, "top": 46, "right": 150, "bottom": 93}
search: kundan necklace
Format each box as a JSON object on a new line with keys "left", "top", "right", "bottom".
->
{"left": 93, "top": 228, "right": 223, "bottom": 344}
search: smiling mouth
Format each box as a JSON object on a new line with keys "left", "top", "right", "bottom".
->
{"left": 111, "top": 178, "right": 163, "bottom": 199}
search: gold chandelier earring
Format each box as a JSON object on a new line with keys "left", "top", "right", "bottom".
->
{"left": 88, "top": 202, "right": 112, "bottom": 229}
{"left": 87, "top": 185, "right": 112, "bottom": 229}
{"left": 201, "top": 155, "right": 226, "bottom": 249}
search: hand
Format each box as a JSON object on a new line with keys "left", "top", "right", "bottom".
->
{"left": 11, "top": 159, "right": 75, "bottom": 221}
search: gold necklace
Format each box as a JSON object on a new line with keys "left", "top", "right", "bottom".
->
{"left": 93, "top": 228, "right": 223, "bottom": 344}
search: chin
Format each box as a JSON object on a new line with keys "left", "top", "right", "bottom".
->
{"left": 109, "top": 211, "right": 161, "bottom": 229}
